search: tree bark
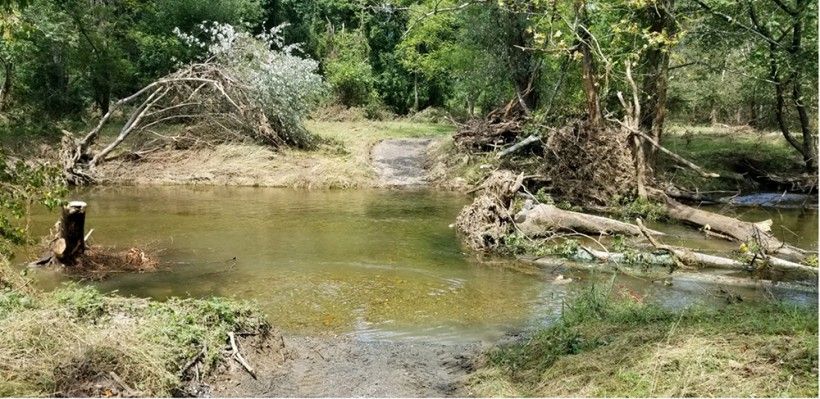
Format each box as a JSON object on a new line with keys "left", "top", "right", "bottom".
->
{"left": 0, "top": 60, "right": 12, "bottom": 112}
{"left": 514, "top": 204, "right": 664, "bottom": 238}
{"left": 638, "top": 0, "right": 675, "bottom": 166}
{"left": 788, "top": 0, "right": 817, "bottom": 171}
{"left": 661, "top": 195, "right": 805, "bottom": 260}
{"left": 54, "top": 201, "right": 87, "bottom": 265}
{"left": 574, "top": 0, "right": 601, "bottom": 128}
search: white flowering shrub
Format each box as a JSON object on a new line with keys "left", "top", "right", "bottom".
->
{"left": 174, "top": 22, "right": 325, "bottom": 147}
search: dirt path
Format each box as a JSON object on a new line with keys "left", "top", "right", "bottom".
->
{"left": 372, "top": 139, "right": 433, "bottom": 187}
{"left": 208, "top": 335, "right": 480, "bottom": 397}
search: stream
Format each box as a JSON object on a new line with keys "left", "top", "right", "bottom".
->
{"left": 22, "top": 186, "right": 819, "bottom": 344}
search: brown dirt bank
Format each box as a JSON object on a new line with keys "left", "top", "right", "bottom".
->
{"left": 94, "top": 143, "right": 374, "bottom": 189}
{"left": 206, "top": 335, "right": 481, "bottom": 397}
{"left": 89, "top": 121, "right": 460, "bottom": 190}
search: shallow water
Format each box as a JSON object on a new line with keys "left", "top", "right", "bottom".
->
{"left": 21, "top": 186, "right": 819, "bottom": 343}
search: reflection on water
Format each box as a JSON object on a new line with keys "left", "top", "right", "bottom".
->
{"left": 21, "top": 186, "right": 818, "bottom": 343}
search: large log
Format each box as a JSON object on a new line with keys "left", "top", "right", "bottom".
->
{"left": 514, "top": 204, "right": 663, "bottom": 237}
{"left": 54, "top": 201, "right": 87, "bottom": 265}
{"left": 579, "top": 246, "right": 816, "bottom": 276}
{"left": 662, "top": 196, "right": 805, "bottom": 259}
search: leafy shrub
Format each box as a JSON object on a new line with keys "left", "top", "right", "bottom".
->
{"left": 0, "top": 153, "right": 66, "bottom": 258}
{"left": 321, "top": 29, "right": 377, "bottom": 107}
{"left": 174, "top": 23, "right": 325, "bottom": 148}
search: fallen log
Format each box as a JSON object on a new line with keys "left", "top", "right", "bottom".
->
{"left": 514, "top": 204, "right": 664, "bottom": 237}
{"left": 496, "top": 135, "right": 540, "bottom": 158}
{"left": 661, "top": 196, "right": 806, "bottom": 260}
{"left": 579, "top": 246, "right": 816, "bottom": 276}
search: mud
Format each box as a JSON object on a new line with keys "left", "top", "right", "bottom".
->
{"left": 372, "top": 139, "right": 433, "bottom": 187}
{"left": 207, "top": 335, "right": 480, "bottom": 397}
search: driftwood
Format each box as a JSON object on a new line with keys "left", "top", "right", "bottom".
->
{"left": 514, "top": 204, "right": 664, "bottom": 238}
{"left": 497, "top": 135, "right": 541, "bottom": 158}
{"left": 579, "top": 245, "right": 816, "bottom": 276}
{"left": 228, "top": 332, "right": 256, "bottom": 379}
{"left": 661, "top": 195, "right": 806, "bottom": 260}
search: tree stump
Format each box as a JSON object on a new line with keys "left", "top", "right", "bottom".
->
{"left": 54, "top": 201, "right": 87, "bottom": 265}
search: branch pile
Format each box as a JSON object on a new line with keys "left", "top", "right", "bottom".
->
{"left": 453, "top": 100, "right": 528, "bottom": 153}
{"left": 61, "top": 23, "right": 323, "bottom": 185}
{"left": 543, "top": 120, "right": 637, "bottom": 205}
{"left": 62, "top": 64, "right": 294, "bottom": 185}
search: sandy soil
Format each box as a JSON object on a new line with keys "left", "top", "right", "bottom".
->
{"left": 94, "top": 144, "right": 375, "bottom": 189}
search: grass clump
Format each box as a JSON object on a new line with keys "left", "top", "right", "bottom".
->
{"left": 470, "top": 283, "right": 818, "bottom": 397}
{"left": 0, "top": 264, "right": 270, "bottom": 397}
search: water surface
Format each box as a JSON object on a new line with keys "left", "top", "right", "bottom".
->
{"left": 22, "top": 186, "right": 818, "bottom": 342}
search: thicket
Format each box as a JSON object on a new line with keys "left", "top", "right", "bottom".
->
{"left": 0, "top": 0, "right": 816, "bottom": 168}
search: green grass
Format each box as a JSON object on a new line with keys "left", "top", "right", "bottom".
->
{"left": 0, "top": 262, "right": 269, "bottom": 397}
{"left": 470, "top": 283, "right": 819, "bottom": 397}
{"left": 659, "top": 125, "right": 804, "bottom": 192}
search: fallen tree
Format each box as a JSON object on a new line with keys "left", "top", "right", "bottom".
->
{"left": 659, "top": 193, "right": 807, "bottom": 260}
{"left": 62, "top": 23, "right": 323, "bottom": 185}
{"left": 514, "top": 203, "right": 664, "bottom": 238}
{"left": 454, "top": 169, "right": 816, "bottom": 285}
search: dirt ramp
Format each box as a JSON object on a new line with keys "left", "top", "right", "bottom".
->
{"left": 209, "top": 335, "right": 479, "bottom": 397}
{"left": 372, "top": 139, "right": 433, "bottom": 187}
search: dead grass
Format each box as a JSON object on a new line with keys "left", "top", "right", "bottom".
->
{"left": 93, "top": 120, "right": 454, "bottom": 189}
{"left": 61, "top": 245, "right": 161, "bottom": 280}
{"left": 0, "top": 260, "right": 275, "bottom": 397}
{"left": 469, "top": 284, "right": 818, "bottom": 397}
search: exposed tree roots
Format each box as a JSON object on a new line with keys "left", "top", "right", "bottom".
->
{"left": 543, "top": 120, "right": 636, "bottom": 205}
{"left": 455, "top": 170, "right": 522, "bottom": 251}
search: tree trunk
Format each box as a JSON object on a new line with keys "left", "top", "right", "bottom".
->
{"left": 0, "top": 60, "right": 12, "bottom": 112}
{"left": 514, "top": 204, "right": 664, "bottom": 238}
{"left": 793, "top": 80, "right": 817, "bottom": 171}
{"left": 497, "top": 4, "right": 539, "bottom": 112}
{"left": 54, "top": 201, "right": 87, "bottom": 265}
{"left": 413, "top": 73, "right": 419, "bottom": 112}
{"left": 575, "top": 0, "right": 602, "bottom": 127}
{"left": 661, "top": 196, "right": 805, "bottom": 260}
{"left": 638, "top": 0, "right": 675, "bottom": 166}
{"left": 787, "top": 3, "right": 817, "bottom": 171}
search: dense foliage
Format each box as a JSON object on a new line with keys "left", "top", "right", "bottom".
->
{"left": 0, "top": 153, "right": 65, "bottom": 258}
{"left": 0, "top": 0, "right": 816, "bottom": 165}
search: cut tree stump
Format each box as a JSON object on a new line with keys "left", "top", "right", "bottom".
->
{"left": 54, "top": 201, "right": 87, "bottom": 265}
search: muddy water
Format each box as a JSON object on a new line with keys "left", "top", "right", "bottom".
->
{"left": 23, "top": 187, "right": 818, "bottom": 343}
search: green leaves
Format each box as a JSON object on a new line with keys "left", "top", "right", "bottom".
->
{"left": 0, "top": 152, "right": 66, "bottom": 258}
